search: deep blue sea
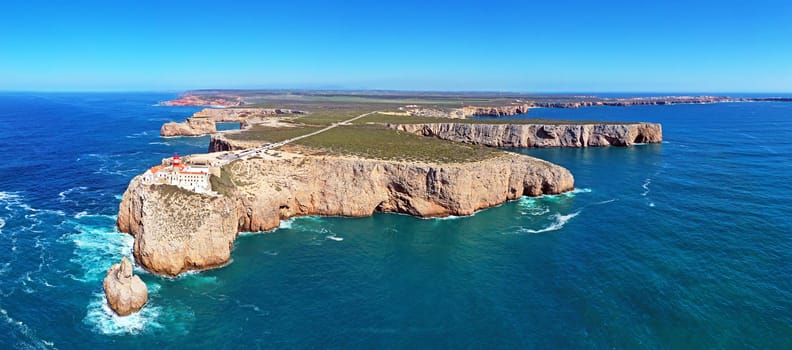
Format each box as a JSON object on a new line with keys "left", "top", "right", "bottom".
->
{"left": 0, "top": 93, "right": 790, "bottom": 349}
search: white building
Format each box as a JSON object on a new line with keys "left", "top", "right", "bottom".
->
{"left": 141, "top": 154, "right": 212, "bottom": 193}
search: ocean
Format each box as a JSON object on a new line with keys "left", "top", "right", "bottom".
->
{"left": 0, "top": 93, "right": 790, "bottom": 349}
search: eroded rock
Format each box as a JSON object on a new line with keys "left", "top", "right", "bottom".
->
{"left": 103, "top": 257, "right": 148, "bottom": 316}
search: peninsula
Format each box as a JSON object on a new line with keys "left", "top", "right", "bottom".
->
{"left": 119, "top": 91, "right": 664, "bottom": 277}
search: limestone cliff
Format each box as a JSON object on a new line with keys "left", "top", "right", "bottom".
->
{"left": 160, "top": 108, "right": 306, "bottom": 137}
{"left": 208, "top": 133, "right": 261, "bottom": 152}
{"left": 161, "top": 117, "right": 217, "bottom": 137}
{"left": 460, "top": 104, "right": 532, "bottom": 117}
{"left": 389, "top": 122, "right": 662, "bottom": 148}
{"left": 405, "top": 103, "right": 532, "bottom": 119}
{"left": 117, "top": 152, "right": 574, "bottom": 276}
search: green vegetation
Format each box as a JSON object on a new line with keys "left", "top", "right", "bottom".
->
{"left": 354, "top": 113, "right": 630, "bottom": 125}
{"left": 225, "top": 125, "right": 322, "bottom": 143}
{"left": 294, "top": 125, "right": 498, "bottom": 163}
{"left": 209, "top": 170, "right": 236, "bottom": 196}
{"left": 291, "top": 110, "right": 369, "bottom": 126}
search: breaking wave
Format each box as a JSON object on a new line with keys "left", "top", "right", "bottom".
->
{"left": 520, "top": 211, "right": 581, "bottom": 234}
{"left": 64, "top": 221, "right": 134, "bottom": 282}
{"left": 83, "top": 293, "right": 163, "bottom": 335}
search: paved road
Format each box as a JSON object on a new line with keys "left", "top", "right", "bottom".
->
{"left": 218, "top": 111, "right": 376, "bottom": 164}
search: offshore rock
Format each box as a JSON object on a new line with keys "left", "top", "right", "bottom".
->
{"left": 103, "top": 257, "right": 148, "bottom": 316}
{"left": 389, "top": 122, "right": 662, "bottom": 147}
{"left": 117, "top": 152, "right": 574, "bottom": 276}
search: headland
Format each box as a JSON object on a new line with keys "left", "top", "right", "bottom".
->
{"left": 121, "top": 90, "right": 670, "bottom": 278}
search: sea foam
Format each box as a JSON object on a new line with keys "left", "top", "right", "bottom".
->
{"left": 520, "top": 211, "right": 581, "bottom": 234}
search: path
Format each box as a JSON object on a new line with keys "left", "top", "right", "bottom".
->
{"left": 218, "top": 111, "right": 376, "bottom": 164}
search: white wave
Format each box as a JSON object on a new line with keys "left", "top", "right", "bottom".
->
{"left": 0, "top": 217, "right": 5, "bottom": 230}
{"left": 58, "top": 186, "right": 88, "bottom": 203}
{"left": 67, "top": 223, "right": 134, "bottom": 282}
{"left": 147, "top": 281, "right": 162, "bottom": 294}
{"left": 74, "top": 211, "right": 88, "bottom": 219}
{"left": 277, "top": 218, "right": 294, "bottom": 229}
{"left": 0, "top": 191, "right": 20, "bottom": 201}
{"left": 649, "top": 202, "right": 656, "bottom": 207}
{"left": 517, "top": 197, "right": 551, "bottom": 216}
{"left": 83, "top": 293, "right": 163, "bottom": 335}
{"left": 0, "top": 307, "right": 55, "bottom": 349}
{"left": 433, "top": 215, "right": 465, "bottom": 220}
{"left": 522, "top": 207, "right": 550, "bottom": 216}
{"left": 125, "top": 131, "right": 151, "bottom": 139}
{"left": 326, "top": 235, "right": 344, "bottom": 241}
{"left": 569, "top": 188, "right": 592, "bottom": 194}
{"left": 114, "top": 194, "right": 123, "bottom": 200}
{"left": 641, "top": 178, "right": 651, "bottom": 196}
{"left": 148, "top": 141, "right": 171, "bottom": 146}
{"left": 594, "top": 199, "right": 618, "bottom": 205}
{"left": 520, "top": 211, "right": 580, "bottom": 234}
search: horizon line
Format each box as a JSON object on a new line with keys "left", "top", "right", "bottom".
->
{"left": 1, "top": 88, "right": 792, "bottom": 96}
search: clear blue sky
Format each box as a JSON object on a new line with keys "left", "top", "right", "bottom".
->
{"left": 1, "top": 0, "right": 791, "bottom": 92}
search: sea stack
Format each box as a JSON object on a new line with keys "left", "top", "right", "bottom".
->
{"left": 103, "top": 257, "right": 148, "bottom": 316}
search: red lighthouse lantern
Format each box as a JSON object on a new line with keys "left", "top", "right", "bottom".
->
{"left": 173, "top": 154, "right": 181, "bottom": 167}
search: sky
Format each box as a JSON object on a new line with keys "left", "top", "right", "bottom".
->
{"left": 1, "top": 0, "right": 791, "bottom": 92}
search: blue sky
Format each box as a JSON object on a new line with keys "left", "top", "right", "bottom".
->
{"left": 1, "top": 0, "right": 791, "bottom": 92}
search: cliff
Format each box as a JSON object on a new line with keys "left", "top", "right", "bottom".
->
{"left": 460, "top": 104, "right": 532, "bottom": 117}
{"left": 389, "top": 122, "right": 662, "bottom": 148}
{"left": 160, "top": 108, "right": 306, "bottom": 137}
{"left": 161, "top": 117, "right": 217, "bottom": 137}
{"left": 117, "top": 152, "right": 574, "bottom": 276}
{"left": 160, "top": 94, "right": 245, "bottom": 107}
{"left": 208, "top": 134, "right": 259, "bottom": 152}
{"left": 405, "top": 103, "right": 532, "bottom": 119}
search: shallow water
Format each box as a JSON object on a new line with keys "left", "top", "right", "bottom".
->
{"left": 0, "top": 94, "right": 790, "bottom": 348}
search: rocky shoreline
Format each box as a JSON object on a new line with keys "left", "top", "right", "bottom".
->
{"left": 390, "top": 122, "right": 662, "bottom": 148}
{"left": 117, "top": 152, "right": 574, "bottom": 276}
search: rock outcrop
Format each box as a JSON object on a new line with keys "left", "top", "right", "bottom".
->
{"left": 161, "top": 117, "right": 217, "bottom": 137}
{"left": 160, "top": 108, "right": 306, "bottom": 137}
{"left": 404, "top": 103, "right": 532, "bottom": 119}
{"left": 160, "top": 94, "right": 245, "bottom": 107}
{"left": 389, "top": 122, "right": 662, "bottom": 148}
{"left": 103, "top": 257, "right": 148, "bottom": 316}
{"left": 117, "top": 152, "right": 574, "bottom": 276}
{"left": 460, "top": 104, "right": 532, "bottom": 117}
{"left": 208, "top": 134, "right": 259, "bottom": 152}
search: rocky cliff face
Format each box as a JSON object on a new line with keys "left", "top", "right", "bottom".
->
{"left": 208, "top": 134, "right": 261, "bottom": 152}
{"left": 103, "top": 257, "right": 148, "bottom": 316}
{"left": 460, "top": 104, "right": 532, "bottom": 117}
{"left": 389, "top": 122, "right": 662, "bottom": 148}
{"left": 117, "top": 152, "right": 574, "bottom": 276}
{"left": 160, "top": 117, "right": 217, "bottom": 137}
{"left": 405, "top": 104, "right": 532, "bottom": 119}
{"left": 160, "top": 108, "right": 306, "bottom": 137}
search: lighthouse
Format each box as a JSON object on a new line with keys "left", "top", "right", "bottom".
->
{"left": 172, "top": 153, "right": 181, "bottom": 168}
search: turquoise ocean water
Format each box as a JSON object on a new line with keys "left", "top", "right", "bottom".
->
{"left": 0, "top": 93, "right": 790, "bottom": 349}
